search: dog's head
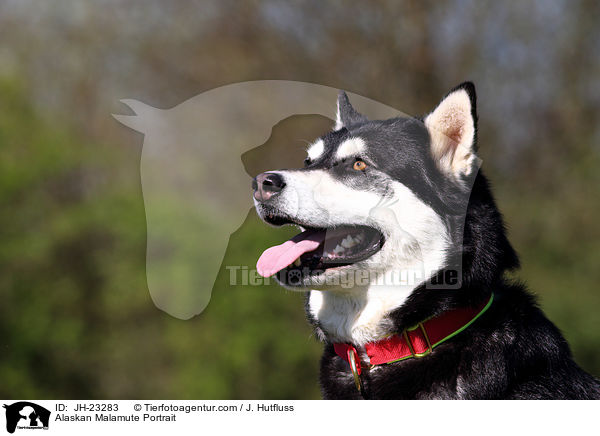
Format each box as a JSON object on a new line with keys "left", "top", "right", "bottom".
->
{"left": 253, "top": 83, "right": 494, "bottom": 290}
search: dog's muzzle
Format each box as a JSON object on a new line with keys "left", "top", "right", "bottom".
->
{"left": 252, "top": 172, "right": 286, "bottom": 202}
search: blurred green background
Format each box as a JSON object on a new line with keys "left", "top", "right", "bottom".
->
{"left": 0, "top": 1, "right": 598, "bottom": 399}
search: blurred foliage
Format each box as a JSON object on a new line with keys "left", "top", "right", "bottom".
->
{"left": 0, "top": 79, "right": 322, "bottom": 399}
{"left": 0, "top": 0, "right": 599, "bottom": 399}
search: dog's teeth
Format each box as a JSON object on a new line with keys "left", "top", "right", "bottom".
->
{"left": 293, "top": 258, "right": 301, "bottom": 267}
{"left": 334, "top": 244, "right": 345, "bottom": 255}
{"left": 341, "top": 235, "right": 357, "bottom": 248}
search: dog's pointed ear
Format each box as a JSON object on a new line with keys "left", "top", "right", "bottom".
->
{"left": 335, "top": 90, "right": 367, "bottom": 130}
{"left": 424, "top": 82, "right": 478, "bottom": 178}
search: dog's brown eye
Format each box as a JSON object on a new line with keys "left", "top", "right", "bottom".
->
{"left": 353, "top": 160, "right": 367, "bottom": 171}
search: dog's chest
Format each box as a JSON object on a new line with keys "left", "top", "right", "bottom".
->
{"left": 322, "top": 349, "right": 461, "bottom": 399}
{"left": 308, "top": 288, "right": 411, "bottom": 345}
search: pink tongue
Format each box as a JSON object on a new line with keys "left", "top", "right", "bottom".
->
{"left": 257, "top": 230, "right": 325, "bottom": 277}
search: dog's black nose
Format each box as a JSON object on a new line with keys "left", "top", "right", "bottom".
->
{"left": 253, "top": 172, "right": 286, "bottom": 202}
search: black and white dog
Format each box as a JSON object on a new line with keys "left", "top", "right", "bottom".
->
{"left": 252, "top": 82, "right": 600, "bottom": 399}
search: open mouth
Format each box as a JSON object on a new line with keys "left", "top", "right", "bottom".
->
{"left": 256, "top": 225, "right": 385, "bottom": 280}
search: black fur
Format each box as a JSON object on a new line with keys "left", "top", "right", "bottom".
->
{"left": 312, "top": 84, "right": 600, "bottom": 399}
{"left": 319, "top": 282, "right": 600, "bottom": 399}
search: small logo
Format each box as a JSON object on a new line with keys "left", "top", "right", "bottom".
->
{"left": 3, "top": 402, "right": 50, "bottom": 434}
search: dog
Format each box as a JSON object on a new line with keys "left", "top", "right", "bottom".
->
{"left": 252, "top": 82, "right": 600, "bottom": 399}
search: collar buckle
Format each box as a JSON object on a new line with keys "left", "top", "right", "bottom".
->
{"left": 402, "top": 322, "right": 433, "bottom": 358}
{"left": 418, "top": 322, "right": 433, "bottom": 354}
{"left": 402, "top": 330, "right": 417, "bottom": 358}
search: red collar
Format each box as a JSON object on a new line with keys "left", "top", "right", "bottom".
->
{"left": 333, "top": 294, "right": 494, "bottom": 392}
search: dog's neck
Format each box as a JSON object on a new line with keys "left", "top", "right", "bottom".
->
{"left": 308, "top": 233, "right": 449, "bottom": 345}
{"left": 307, "top": 266, "right": 433, "bottom": 345}
{"left": 307, "top": 287, "right": 409, "bottom": 345}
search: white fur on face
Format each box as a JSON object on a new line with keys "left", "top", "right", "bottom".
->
{"left": 270, "top": 169, "right": 383, "bottom": 229}
{"left": 271, "top": 168, "right": 449, "bottom": 345}
{"left": 306, "top": 139, "right": 325, "bottom": 161}
{"left": 335, "top": 137, "right": 366, "bottom": 160}
{"left": 425, "top": 89, "right": 477, "bottom": 179}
